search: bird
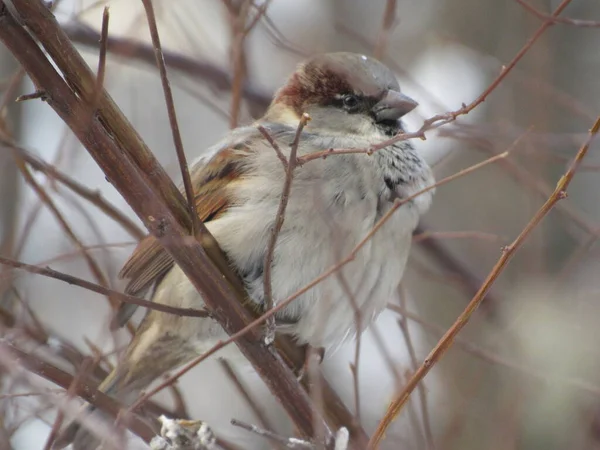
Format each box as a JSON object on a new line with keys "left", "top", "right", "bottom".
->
{"left": 55, "top": 52, "right": 435, "bottom": 449}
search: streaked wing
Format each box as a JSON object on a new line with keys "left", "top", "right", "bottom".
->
{"left": 114, "top": 143, "right": 252, "bottom": 327}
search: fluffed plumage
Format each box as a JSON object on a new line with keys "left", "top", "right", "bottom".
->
{"left": 55, "top": 52, "right": 435, "bottom": 449}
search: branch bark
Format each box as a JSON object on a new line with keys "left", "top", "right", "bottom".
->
{"left": 0, "top": 0, "right": 334, "bottom": 444}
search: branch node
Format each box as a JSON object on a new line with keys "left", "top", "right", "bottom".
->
{"left": 16, "top": 90, "right": 47, "bottom": 102}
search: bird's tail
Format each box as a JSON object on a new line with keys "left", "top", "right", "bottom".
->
{"left": 51, "top": 365, "right": 139, "bottom": 449}
{"left": 53, "top": 327, "right": 194, "bottom": 449}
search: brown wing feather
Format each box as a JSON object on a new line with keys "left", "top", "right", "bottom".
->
{"left": 114, "top": 144, "right": 252, "bottom": 327}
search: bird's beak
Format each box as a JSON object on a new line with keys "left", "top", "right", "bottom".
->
{"left": 372, "top": 90, "right": 418, "bottom": 122}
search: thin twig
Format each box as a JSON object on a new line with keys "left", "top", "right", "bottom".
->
{"left": 62, "top": 21, "right": 272, "bottom": 109}
{"left": 386, "top": 303, "right": 600, "bottom": 397}
{"left": 15, "top": 90, "right": 46, "bottom": 102}
{"left": 0, "top": 137, "right": 144, "bottom": 239}
{"left": 129, "top": 147, "right": 512, "bottom": 411}
{"left": 515, "top": 0, "right": 600, "bottom": 27}
{"left": 396, "top": 287, "right": 435, "bottom": 450}
{"left": 243, "top": 0, "right": 272, "bottom": 36}
{"left": 230, "top": 418, "right": 314, "bottom": 449}
{"left": 218, "top": 359, "right": 276, "bottom": 435}
{"left": 301, "top": 0, "right": 575, "bottom": 163}
{"left": 92, "top": 6, "right": 109, "bottom": 112}
{"left": 12, "top": 155, "right": 126, "bottom": 316}
{"left": 0, "top": 67, "right": 25, "bottom": 113}
{"left": 451, "top": 127, "right": 600, "bottom": 238}
{"left": 0, "top": 255, "right": 210, "bottom": 318}
{"left": 0, "top": 342, "right": 154, "bottom": 444}
{"left": 140, "top": 0, "right": 199, "bottom": 236}
{"left": 43, "top": 358, "right": 93, "bottom": 450}
{"left": 412, "top": 230, "right": 507, "bottom": 244}
{"left": 0, "top": 2, "right": 332, "bottom": 437}
{"left": 368, "top": 114, "right": 600, "bottom": 449}
{"left": 227, "top": 0, "right": 251, "bottom": 128}
{"left": 373, "top": 0, "right": 397, "bottom": 59}
{"left": 257, "top": 125, "right": 288, "bottom": 168}
{"left": 263, "top": 114, "right": 310, "bottom": 314}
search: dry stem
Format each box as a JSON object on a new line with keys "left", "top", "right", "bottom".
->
{"left": 367, "top": 115, "right": 600, "bottom": 448}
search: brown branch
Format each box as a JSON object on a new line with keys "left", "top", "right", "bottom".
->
{"left": 219, "top": 359, "right": 277, "bottom": 437}
{"left": 60, "top": 15, "right": 511, "bottom": 331}
{"left": 226, "top": 0, "right": 251, "bottom": 128}
{"left": 302, "top": 0, "right": 575, "bottom": 162}
{"left": 515, "top": 0, "right": 600, "bottom": 27}
{"left": 368, "top": 113, "right": 600, "bottom": 449}
{"left": 129, "top": 146, "right": 512, "bottom": 412}
{"left": 43, "top": 358, "right": 93, "bottom": 450}
{"left": 257, "top": 125, "right": 288, "bottom": 167}
{"left": 0, "top": 342, "right": 156, "bottom": 444}
{"left": 62, "top": 21, "right": 272, "bottom": 109}
{"left": 373, "top": 0, "right": 397, "bottom": 59}
{"left": 230, "top": 418, "right": 314, "bottom": 449}
{"left": 386, "top": 303, "right": 600, "bottom": 397}
{"left": 140, "top": 0, "right": 199, "bottom": 237}
{"left": 0, "top": 255, "right": 210, "bottom": 318}
{"left": 0, "top": 137, "right": 144, "bottom": 239}
{"left": 11, "top": 153, "right": 127, "bottom": 323}
{"left": 91, "top": 6, "right": 109, "bottom": 112}
{"left": 412, "top": 230, "right": 507, "bottom": 244}
{"left": 263, "top": 114, "right": 310, "bottom": 315}
{"left": 0, "top": 1, "right": 330, "bottom": 442}
{"left": 396, "top": 287, "right": 434, "bottom": 450}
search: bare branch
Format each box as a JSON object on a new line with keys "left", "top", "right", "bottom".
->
{"left": 0, "top": 255, "right": 210, "bottom": 318}
{"left": 263, "top": 113, "right": 310, "bottom": 318}
{"left": 0, "top": 1, "right": 331, "bottom": 441}
{"left": 0, "top": 137, "right": 144, "bottom": 239}
{"left": 373, "top": 0, "right": 397, "bottom": 59}
{"left": 368, "top": 112, "right": 600, "bottom": 448}
{"left": 140, "top": 0, "right": 199, "bottom": 236}
{"left": 515, "top": 0, "right": 600, "bottom": 27}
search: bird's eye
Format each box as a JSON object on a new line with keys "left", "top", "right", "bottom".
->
{"left": 342, "top": 94, "right": 359, "bottom": 110}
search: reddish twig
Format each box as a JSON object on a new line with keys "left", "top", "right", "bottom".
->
{"left": 0, "top": 255, "right": 210, "bottom": 318}
{"left": 515, "top": 0, "right": 600, "bottom": 27}
{"left": 396, "top": 287, "right": 434, "bottom": 450}
{"left": 0, "top": 2, "right": 330, "bottom": 440}
{"left": 302, "top": 0, "right": 575, "bottom": 163}
{"left": 140, "top": 0, "right": 199, "bottom": 236}
{"left": 412, "top": 230, "right": 508, "bottom": 244}
{"left": 257, "top": 125, "right": 288, "bottom": 168}
{"left": 128, "top": 146, "right": 512, "bottom": 411}
{"left": 373, "top": 0, "right": 397, "bottom": 59}
{"left": 0, "top": 137, "right": 144, "bottom": 239}
{"left": 263, "top": 113, "right": 310, "bottom": 316}
{"left": 219, "top": 359, "right": 278, "bottom": 437}
{"left": 62, "top": 21, "right": 272, "bottom": 109}
{"left": 91, "top": 6, "right": 109, "bottom": 112}
{"left": 11, "top": 155, "right": 127, "bottom": 321}
{"left": 226, "top": 0, "right": 251, "bottom": 128}
{"left": 386, "top": 303, "right": 600, "bottom": 397}
{"left": 230, "top": 418, "right": 313, "bottom": 449}
{"left": 368, "top": 114, "right": 600, "bottom": 449}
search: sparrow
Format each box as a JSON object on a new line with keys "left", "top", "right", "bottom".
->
{"left": 56, "top": 52, "right": 435, "bottom": 449}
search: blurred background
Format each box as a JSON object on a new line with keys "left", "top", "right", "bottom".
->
{"left": 2, "top": 0, "right": 600, "bottom": 449}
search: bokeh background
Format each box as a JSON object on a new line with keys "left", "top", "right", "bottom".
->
{"left": 2, "top": 0, "right": 600, "bottom": 449}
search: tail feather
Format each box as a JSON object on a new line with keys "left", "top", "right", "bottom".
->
{"left": 53, "top": 328, "right": 195, "bottom": 449}
{"left": 52, "top": 371, "right": 131, "bottom": 450}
